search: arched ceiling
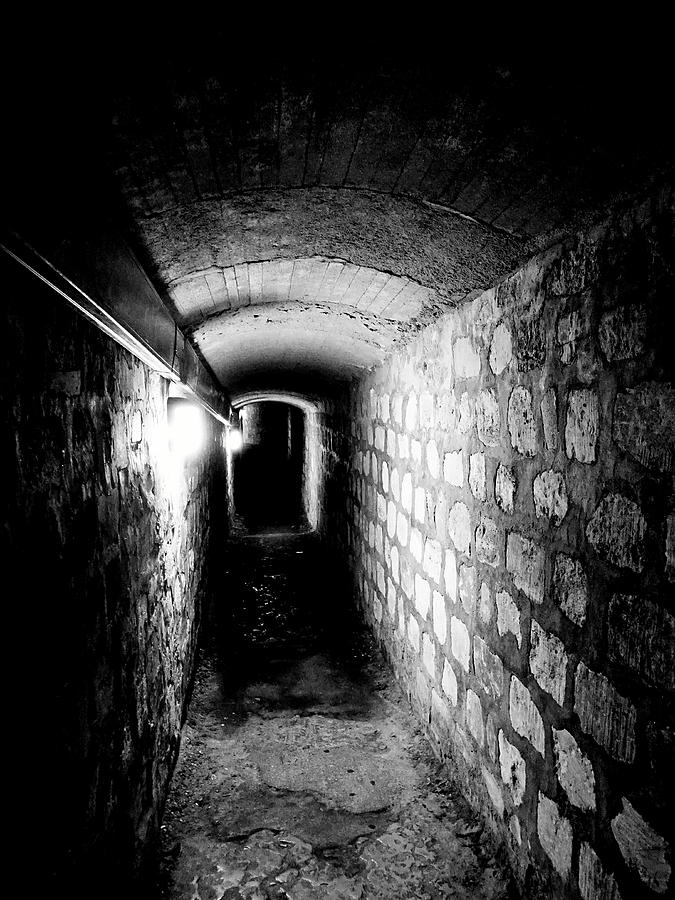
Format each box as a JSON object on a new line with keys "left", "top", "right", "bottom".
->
{"left": 109, "top": 58, "right": 669, "bottom": 246}
{"left": 101, "top": 56, "right": 670, "bottom": 398}
{"left": 174, "top": 256, "right": 449, "bottom": 398}
{"left": 232, "top": 393, "right": 323, "bottom": 415}
{"left": 7, "top": 49, "right": 671, "bottom": 401}
{"left": 168, "top": 258, "right": 433, "bottom": 325}
{"left": 138, "top": 190, "right": 523, "bottom": 304}
{"left": 132, "top": 191, "right": 526, "bottom": 394}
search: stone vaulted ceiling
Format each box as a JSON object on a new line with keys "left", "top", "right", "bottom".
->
{"left": 7, "top": 48, "right": 673, "bottom": 401}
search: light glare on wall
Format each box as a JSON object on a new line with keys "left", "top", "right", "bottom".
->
{"left": 168, "top": 400, "right": 205, "bottom": 460}
{"left": 226, "top": 427, "right": 243, "bottom": 453}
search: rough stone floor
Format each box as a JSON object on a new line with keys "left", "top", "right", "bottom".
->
{"left": 156, "top": 529, "right": 516, "bottom": 899}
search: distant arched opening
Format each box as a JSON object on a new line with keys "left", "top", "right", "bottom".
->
{"left": 231, "top": 400, "right": 307, "bottom": 533}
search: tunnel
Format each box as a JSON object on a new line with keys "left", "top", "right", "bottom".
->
{"left": 2, "top": 44, "right": 674, "bottom": 900}
{"left": 232, "top": 400, "right": 306, "bottom": 531}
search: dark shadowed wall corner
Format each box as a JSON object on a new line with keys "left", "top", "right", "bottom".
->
{"left": 1, "top": 253, "right": 228, "bottom": 896}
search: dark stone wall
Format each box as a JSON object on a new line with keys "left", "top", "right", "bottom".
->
{"left": 1, "top": 254, "right": 227, "bottom": 893}
{"left": 339, "top": 185, "right": 674, "bottom": 898}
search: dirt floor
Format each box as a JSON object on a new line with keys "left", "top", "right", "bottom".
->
{"left": 156, "top": 529, "right": 517, "bottom": 899}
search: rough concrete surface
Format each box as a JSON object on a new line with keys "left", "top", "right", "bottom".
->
{"left": 131, "top": 189, "right": 525, "bottom": 301}
{"left": 157, "top": 532, "right": 515, "bottom": 899}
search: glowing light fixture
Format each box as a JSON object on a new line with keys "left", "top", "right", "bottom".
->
{"left": 226, "top": 427, "right": 243, "bottom": 453}
{"left": 168, "top": 399, "right": 205, "bottom": 460}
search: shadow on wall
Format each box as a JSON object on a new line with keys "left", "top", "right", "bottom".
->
{"left": 233, "top": 402, "right": 306, "bottom": 531}
{"left": 2, "top": 252, "right": 228, "bottom": 896}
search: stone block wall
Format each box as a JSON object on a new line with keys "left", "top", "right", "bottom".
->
{"left": 2, "top": 256, "right": 227, "bottom": 892}
{"left": 343, "top": 186, "right": 673, "bottom": 897}
{"left": 303, "top": 410, "right": 323, "bottom": 528}
{"left": 304, "top": 403, "right": 350, "bottom": 534}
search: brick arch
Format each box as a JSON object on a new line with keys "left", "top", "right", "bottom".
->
{"left": 177, "top": 257, "right": 449, "bottom": 397}
{"left": 231, "top": 392, "right": 323, "bottom": 414}
{"left": 193, "top": 298, "right": 400, "bottom": 398}
{"left": 168, "top": 257, "right": 433, "bottom": 327}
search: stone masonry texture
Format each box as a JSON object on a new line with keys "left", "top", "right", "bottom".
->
{"left": 338, "top": 187, "right": 674, "bottom": 899}
{"left": 2, "top": 259, "right": 227, "bottom": 891}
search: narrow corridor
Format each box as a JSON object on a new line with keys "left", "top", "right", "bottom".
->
{"left": 157, "top": 529, "right": 515, "bottom": 899}
{"left": 5, "top": 51, "right": 673, "bottom": 900}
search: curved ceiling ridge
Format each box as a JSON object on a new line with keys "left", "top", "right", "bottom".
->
{"left": 232, "top": 392, "right": 324, "bottom": 414}
{"left": 132, "top": 188, "right": 527, "bottom": 300}
{"left": 193, "top": 300, "right": 396, "bottom": 397}
{"left": 130, "top": 185, "right": 517, "bottom": 246}
{"left": 112, "top": 61, "right": 667, "bottom": 250}
{"left": 167, "top": 256, "right": 437, "bottom": 328}
{"left": 106, "top": 62, "right": 671, "bottom": 400}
